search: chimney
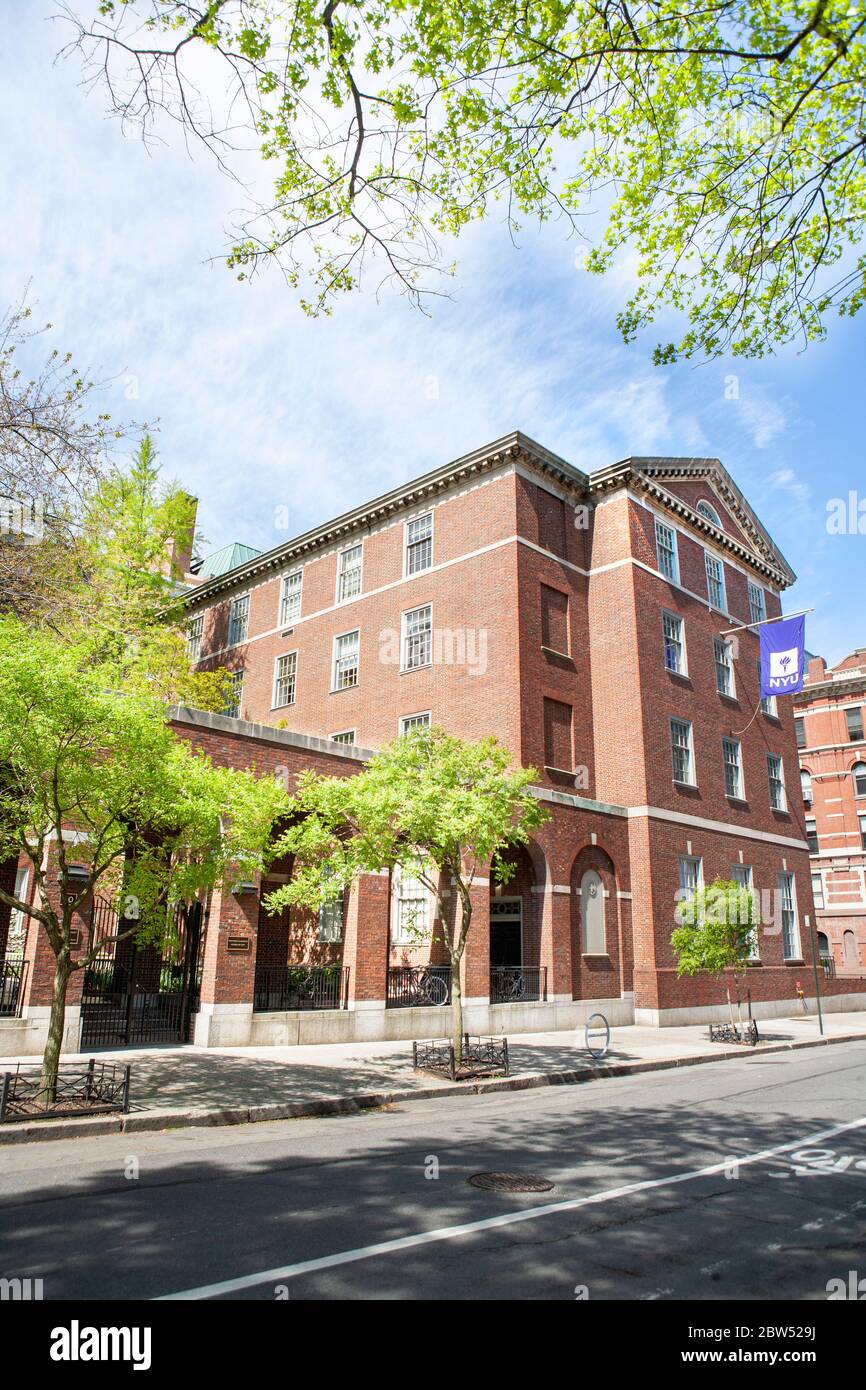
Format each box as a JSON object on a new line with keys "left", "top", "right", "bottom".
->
{"left": 163, "top": 493, "right": 198, "bottom": 581}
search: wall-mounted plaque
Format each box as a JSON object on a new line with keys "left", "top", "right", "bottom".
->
{"left": 226, "top": 936, "right": 251, "bottom": 953}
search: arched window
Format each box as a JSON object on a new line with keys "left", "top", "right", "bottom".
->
{"left": 580, "top": 869, "right": 606, "bottom": 954}
{"left": 853, "top": 762, "right": 866, "bottom": 797}
{"left": 844, "top": 930, "right": 858, "bottom": 965}
{"left": 800, "top": 768, "right": 812, "bottom": 805}
{"left": 817, "top": 931, "right": 830, "bottom": 960}
{"left": 697, "top": 500, "right": 723, "bottom": 528}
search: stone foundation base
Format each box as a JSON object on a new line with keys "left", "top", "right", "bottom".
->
{"left": 635, "top": 989, "right": 866, "bottom": 1028}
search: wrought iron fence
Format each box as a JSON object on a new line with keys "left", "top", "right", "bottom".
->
{"left": 0, "top": 958, "right": 27, "bottom": 1018}
{"left": 490, "top": 966, "right": 547, "bottom": 1005}
{"left": 708, "top": 1019, "right": 759, "bottom": 1047}
{"left": 0, "top": 1058, "right": 131, "bottom": 1123}
{"left": 387, "top": 965, "right": 451, "bottom": 1008}
{"left": 253, "top": 964, "right": 349, "bottom": 1012}
{"left": 821, "top": 955, "right": 836, "bottom": 978}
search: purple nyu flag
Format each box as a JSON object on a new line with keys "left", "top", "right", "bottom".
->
{"left": 760, "top": 614, "right": 806, "bottom": 697}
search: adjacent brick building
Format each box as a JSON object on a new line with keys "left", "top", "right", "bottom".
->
{"left": 796, "top": 651, "right": 866, "bottom": 977}
{"left": 4, "top": 431, "right": 864, "bottom": 1054}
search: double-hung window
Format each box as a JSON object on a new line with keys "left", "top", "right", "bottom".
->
{"left": 223, "top": 670, "right": 243, "bottom": 719}
{"left": 405, "top": 513, "right": 432, "bottom": 575}
{"left": 767, "top": 754, "right": 785, "bottom": 810}
{"left": 779, "top": 872, "right": 800, "bottom": 958}
{"left": 187, "top": 614, "right": 203, "bottom": 663}
{"left": 671, "top": 718, "right": 694, "bottom": 785}
{"left": 714, "top": 637, "right": 734, "bottom": 696}
{"left": 705, "top": 553, "right": 726, "bottom": 610}
{"left": 678, "top": 855, "right": 702, "bottom": 898}
{"left": 228, "top": 594, "right": 249, "bottom": 646}
{"left": 747, "top": 581, "right": 766, "bottom": 626}
{"left": 805, "top": 818, "right": 819, "bottom": 854}
{"left": 723, "top": 737, "right": 743, "bottom": 799}
{"left": 732, "top": 864, "right": 758, "bottom": 957}
{"left": 337, "top": 544, "right": 362, "bottom": 601}
{"left": 655, "top": 520, "right": 679, "bottom": 582}
{"left": 757, "top": 658, "right": 777, "bottom": 717}
{"left": 318, "top": 873, "right": 343, "bottom": 943}
{"left": 392, "top": 865, "right": 431, "bottom": 943}
{"left": 402, "top": 604, "right": 432, "bottom": 670}
{"left": 333, "top": 630, "right": 360, "bottom": 690}
{"left": 273, "top": 652, "right": 297, "bottom": 708}
{"left": 280, "top": 571, "right": 302, "bottom": 625}
{"left": 330, "top": 730, "right": 356, "bottom": 746}
{"left": 847, "top": 707, "right": 864, "bottom": 741}
{"left": 662, "top": 612, "right": 685, "bottom": 674}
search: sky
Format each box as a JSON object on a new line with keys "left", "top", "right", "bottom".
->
{"left": 2, "top": 5, "right": 863, "bottom": 666}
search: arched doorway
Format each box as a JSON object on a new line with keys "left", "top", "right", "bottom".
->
{"left": 490, "top": 844, "right": 544, "bottom": 1001}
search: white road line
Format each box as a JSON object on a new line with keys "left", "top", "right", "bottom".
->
{"left": 155, "top": 1116, "right": 866, "bottom": 1300}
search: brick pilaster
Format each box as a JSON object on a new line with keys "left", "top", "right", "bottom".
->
{"left": 344, "top": 872, "right": 390, "bottom": 1005}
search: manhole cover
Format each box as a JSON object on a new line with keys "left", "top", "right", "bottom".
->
{"left": 467, "top": 1172, "right": 555, "bottom": 1194}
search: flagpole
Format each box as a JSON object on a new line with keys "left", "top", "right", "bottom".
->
{"left": 719, "top": 607, "right": 814, "bottom": 638}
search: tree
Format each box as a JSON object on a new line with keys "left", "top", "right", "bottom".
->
{"left": 0, "top": 295, "right": 127, "bottom": 622}
{"left": 65, "top": 2, "right": 866, "bottom": 358}
{"left": 265, "top": 726, "right": 547, "bottom": 1065}
{"left": 0, "top": 615, "right": 287, "bottom": 1098}
{"left": 671, "top": 876, "right": 757, "bottom": 1033}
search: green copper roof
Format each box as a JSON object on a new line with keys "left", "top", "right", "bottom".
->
{"left": 197, "top": 541, "right": 262, "bottom": 577}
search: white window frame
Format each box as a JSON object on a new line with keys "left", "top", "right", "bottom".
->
{"left": 757, "top": 658, "right": 778, "bottom": 717}
{"left": 811, "top": 871, "right": 825, "bottom": 911}
{"left": 767, "top": 753, "right": 786, "bottom": 811}
{"left": 778, "top": 871, "right": 801, "bottom": 959}
{"left": 723, "top": 736, "right": 743, "bottom": 799}
{"left": 223, "top": 670, "right": 243, "bottom": 718}
{"left": 399, "top": 711, "right": 432, "bottom": 735}
{"left": 714, "top": 637, "right": 735, "bottom": 697}
{"left": 336, "top": 543, "right": 363, "bottom": 603}
{"left": 662, "top": 610, "right": 686, "bottom": 675}
{"left": 697, "top": 500, "right": 723, "bottom": 528}
{"left": 272, "top": 650, "right": 298, "bottom": 709}
{"left": 404, "top": 511, "right": 433, "bottom": 577}
{"left": 330, "top": 730, "right": 356, "bottom": 745}
{"left": 318, "top": 878, "right": 344, "bottom": 943}
{"left": 732, "top": 864, "right": 758, "bottom": 958}
{"left": 332, "top": 629, "right": 360, "bottom": 691}
{"left": 401, "top": 603, "right": 433, "bottom": 672}
{"left": 228, "top": 593, "right": 250, "bottom": 647}
{"left": 279, "top": 570, "right": 303, "bottom": 626}
{"left": 748, "top": 581, "right": 766, "bottom": 626}
{"left": 704, "top": 551, "right": 727, "bottom": 611}
{"left": 9, "top": 866, "right": 29, "bottom": 942}
{"left": 670, "top": 717, "right": 695, "bottom": 786}
{"left": 800, "top": 767, "right": 813, "bottom": 805}
{"left": 391, "top": 863, "right": 433, "bottom": 945}
{"left": 187, "top": 613, "right": 204, "bottom": 663}
{"left": 678, "top": 855, "right": 703, "bottom": 897}
{"left": 655, "top": 519, "right": 679, "bottom": 583}
{"left": 854, "top": 762, "right": 866, "bottom": 798}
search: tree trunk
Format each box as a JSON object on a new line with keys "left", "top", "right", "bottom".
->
{"left": 725, "top": 981, "right": 736, "bottom": 1034}
{"left": 40, "top": 951, "right": 71, "bottom": 1103}
{"left": 451, "top": 954, "right": 463, "bottom": 1069}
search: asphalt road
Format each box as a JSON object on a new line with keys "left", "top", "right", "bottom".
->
{"left": 1, "top": 1042, "right": 865, "bottom": 1301}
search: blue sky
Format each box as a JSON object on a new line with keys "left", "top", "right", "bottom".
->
{"left": 2, "top": 5, "right": 863, "bottom": 665}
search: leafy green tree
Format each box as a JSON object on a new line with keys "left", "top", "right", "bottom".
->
{"left": 67, "top": 2, "right": 866, "bottom": 357}
{"left": 0, "top": 616, "right": 288, "bottom": 1098}
{"left": 266, "top": 727, "right": 547, "bottom": 1065}
{"left": 671, "top": 876, "right": 757, "bottom": 1032}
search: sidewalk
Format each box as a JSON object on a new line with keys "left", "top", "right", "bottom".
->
{"left": 2, "top": 1010, "right": 865, "bottom": 1145}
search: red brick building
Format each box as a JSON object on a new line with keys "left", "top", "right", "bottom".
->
{"left": 4, "top": 432, "right": 864, "bottom": 1054}
{"left": 796, "top": 651, "right": 866, "bottom": 977}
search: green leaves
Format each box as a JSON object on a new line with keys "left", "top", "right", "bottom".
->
{"left": 671, "top": 878, "right": 758, "bottom": 978}
{"left": 266, "top": 725, "right": 547, "bottom": 937}
{"left": 71, "top": 0, "right": 866, "bottom": 355}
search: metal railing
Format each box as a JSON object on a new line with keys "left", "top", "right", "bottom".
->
{"left": 821, "top": 955, "right": 836, "bottom": 978}
{"left": 0, "top": 1058, "right": 131, "bottom": 1123}
{"left": 490, "top": 965, "right": 547, "bottom": 1005}
{"left": 253, "top": 964, "right": 349, "bottom": 1012}
{"left": 0, "top": 959, "right": 28, "bottom": 1018}
{"left": 386, "top": 965, "right": 451, "bottom": 1008}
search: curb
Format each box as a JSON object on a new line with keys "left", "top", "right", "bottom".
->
{"left": 2, "top": 1030, "right": 863, "bottom": 1145}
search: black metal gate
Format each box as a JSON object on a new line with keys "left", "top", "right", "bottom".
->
{"left": 80, "top": 897, "right": 204, "bottom": 1048}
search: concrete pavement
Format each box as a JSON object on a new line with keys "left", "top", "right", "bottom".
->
{"left": 1, "top": 1009, "right": 865, "bottom": 1144}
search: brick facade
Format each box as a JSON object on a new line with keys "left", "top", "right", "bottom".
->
{"left": 6, "top": 433, "right": 862, "bottom": 1049}
{"left": 796, "top": 651, "right": 866, "bottom": 977}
